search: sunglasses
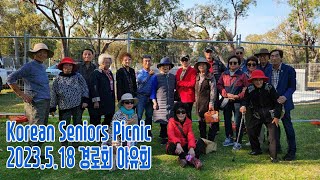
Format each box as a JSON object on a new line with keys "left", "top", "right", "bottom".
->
{"left": 181, "top": 57, "right": 189, "bottom": 62}
{"left": 123, "top": 100, "right": 134, "bottom": 105}
{"left": 236, "top": 52, "right": 243, "bottom": 55}
{"left": 247, "top": 63, "right": 257, "bottom": 67}
{"left": 229, "top": 61, "right": 238, "bottom": 65}
{"left": 176, "top": 110, "right": 186, "bottom": 114}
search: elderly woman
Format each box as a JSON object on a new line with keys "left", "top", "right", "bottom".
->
{"left": 50, "top": 57, "right": 89, "bottom": 147}
{"left": 166, "top": 102, "right": 203, "bottom": 169}
{"left": 116, "top": 52, "right": 137, "bottom": 101}
{"left": 217, "top": 55, "right": 249, "bottom": 150}
{"left": 152, "top": 57, "right": 176, "bottom": 145}
{"left": 194, "top": 57, "right": 218, "bottom": 142}
{"left": 240, "top": 70, "right": 282, "bottom": 163}
{"left": 90, "top": 53, "right": 115, "bottom": 127}
{"left": 175, "top": 55, "right": 197, "bottom": 119}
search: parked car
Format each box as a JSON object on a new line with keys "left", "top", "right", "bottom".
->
{"left": 46, "top": 64, "right": 61, "bottom": 79}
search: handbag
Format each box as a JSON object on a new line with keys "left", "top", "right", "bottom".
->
{"left": 201, "top": 138, "right": 217, "bottom": 154}
{"left": 204, "top": 110, "right": 219, "bottom": 123}
{"left": 218, "top": 76, "right": 240, "bottom": 110}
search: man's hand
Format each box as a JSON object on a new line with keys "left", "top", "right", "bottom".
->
{"left": 277, "top": 96, "right": 287, "bottom": 104}
{"left": 175, "top": 143, "right": 184, "bottom": 154}
{"left": 240, "top": 106, "right": 246, "bottom": 113}
{"left": 94, "top": 102, "right": 99, "bottom": 109}
{"left": 21, "top": 94, "right": 33, "bottom": 103}
{"left": 149, "top": 70, "right": 154, "bottom": 75}
{"left": 50, "top": 112, "right": 55, "bottom": 117}
{"left": 272, "top": 118, "right": 279, "bottom": 127}
{"left": 153, "top": 102, "right": 158, "bottom": 110}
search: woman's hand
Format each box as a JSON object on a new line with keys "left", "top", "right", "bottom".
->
{"left": 94, "top": 102, "right": 99, "bottom": 109}
{"left": 175, "top": 143, "right": 184, "bottom": 154}
{"left": 208, "top": 104, "right": 214, "bottom": 111}
{"left": 126, "top": 118, "right": 136, "bottom": 125}
{"left": 240, "top": 106, "right": 246, "bottom": 113}
{"left": 188, "top": 148, "right": 195, "bottom": 158}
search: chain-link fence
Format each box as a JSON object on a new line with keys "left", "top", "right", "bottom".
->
{"left": 0, "top": 35, "right": 320, "bottom": 109}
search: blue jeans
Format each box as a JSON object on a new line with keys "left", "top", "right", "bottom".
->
{"left": 223, "top": 102, "right": 242, "bottom": 142}
{"left": 136, "top": 94, "right": 153, "bottom": 127}
{"left": 279, "top": 111, "right": 296, "bottom": 155}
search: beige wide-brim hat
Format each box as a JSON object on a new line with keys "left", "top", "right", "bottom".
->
{"left": 27, "top": 43, "right": 54, "bottom": 59}
{"left": 118, "top": 93, "right": 138, "bottom": 107}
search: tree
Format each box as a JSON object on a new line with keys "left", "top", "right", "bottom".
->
{"left": 22, "top": 0, "right": 85, "bottom": 57}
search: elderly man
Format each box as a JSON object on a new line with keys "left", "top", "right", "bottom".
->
{"left": 235, "top": 47, "right": 247, "bottom": 73}
{"left": 204, "top": 46, "right": 226, "bottom": 82}
{"left": 268, "top": 49, "right": 297, "bottom": 161}
{"left": 255, "top": 48, "right": 272, "bottom": 77}
{"left": 136, "top": 55, "right": 157, "bottom": 137}
{"left": 7, "top": 43, "right": 54, "bottom": 153}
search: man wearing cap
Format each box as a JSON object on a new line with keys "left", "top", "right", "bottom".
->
{"left": 175, "top": 55, "right": 197, "bottom": 119}
{"left": 240, "top": 70, "right": 282, "bottom": 163}
{"left": 255, "top": 48, "right": 272, "bottom": 78}
{"left": 7, "top": 43, "right": 53, "bottom": 150}
{"left": 204, "top": 46, "right": 226, "bottom": 82}
{"left": 268, "top": 49, "right": 297, "bottom": 161}
{"left": 136, "top": 55, "right": 157, "bottom": 137}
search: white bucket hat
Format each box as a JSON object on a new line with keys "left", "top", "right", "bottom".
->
{"left": 27, "top": 43, "right": 54, "bottom": 59}
{"left": 118, "top": 93, "right": 138, "bottom": 107}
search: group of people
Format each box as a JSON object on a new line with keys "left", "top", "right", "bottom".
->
{"left": 7, "top": 42, "right": 297, "bottom": 169}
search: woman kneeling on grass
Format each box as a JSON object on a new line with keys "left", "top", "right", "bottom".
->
{"left": 166, "top": 102, "right": 205, "bottom": 170}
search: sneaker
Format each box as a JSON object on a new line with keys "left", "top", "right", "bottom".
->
{"left": 248, "top": 151, "right": 262, "bottom": 155}
{"left": 178, "top": 158, "right": 187, "bottom": 168}
{"left": 160, "top": 138, "right": 168, "bottom": 145}
{"left": 192, "top": 158, "right": 203, "bottom": 170}
{"left": 223, "top": 138, "right": 234, "bottom": 146}
{"left": 232, "top": 142, "right": 242, "bottom": 150}
{"left": 245, "top": 142, "right": 251, "bottom": 146}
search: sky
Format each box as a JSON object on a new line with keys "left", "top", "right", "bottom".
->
{"left": 180, "top": 0, "right": 292, "bottom": 39}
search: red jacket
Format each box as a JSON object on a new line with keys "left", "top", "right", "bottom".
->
{"left": 175, "top": 66, "right": 197, "bottom": 103}
{"left": 167, "top": 117, "right": 196, "bottom": 149}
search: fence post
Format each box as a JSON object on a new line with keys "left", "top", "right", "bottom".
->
{"left": 127, "top": 31, "right": 131, "bottom": 53}
{"left": 23, "top": 32, "right": 30, "bottom": 64}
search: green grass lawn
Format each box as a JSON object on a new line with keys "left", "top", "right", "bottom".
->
{"left": 1, "top": 90, "right": 320, "bottom": 179}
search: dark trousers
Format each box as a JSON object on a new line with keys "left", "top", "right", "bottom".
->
{"left": 248, "top": 119, "right": 278, "bottom": 159}
{"left": 59, "top": 105, "right": 83, "bottom": 146}
{"left": 277, "top": 111, "right": 296, "bottom": 155}
{"left": 198, "top": 118, "right": 219, "bottom": 141}
{"left": 159, "top": 123, "right": 168, "bottom": 138}
{"left": 166, "top": 138, "right": 205, "bottom": 159}
{"left": 89, "top": 107, "right": 113, "bottom": 126}
{"left": 223, "top": 102, "right": 242, "bottom": 142}
{"left": 184, "top": 102, "right": 194, "bottom": 120}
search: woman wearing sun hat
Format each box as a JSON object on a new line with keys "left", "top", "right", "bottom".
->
{"left": 50, "top": 57, "right": 89, "bottom": 147}
{"left": 152, "top": 57, "right": 176, "bottom": 145}
{"left": 104, "top": 93, "right": 138, "bottom": 147}
{"left": 240, "top": 70, "right": 282, "bottom": 163}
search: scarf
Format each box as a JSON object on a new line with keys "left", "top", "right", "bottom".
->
{"left": 120, "top": 106, "right": 135, "bottom": 119}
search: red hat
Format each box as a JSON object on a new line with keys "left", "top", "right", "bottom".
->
{"left": 57, "top": 57, "right": 77, "bottom": 71}
{"left": 248, "top": 70, "right": 269, "bottom": 83}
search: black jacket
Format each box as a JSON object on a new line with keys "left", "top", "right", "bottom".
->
{"left": 116, "top": 67, "right": 137, "bottom": 101}
{"left": 242, "top": 82, "right": 282, "bottom": 123}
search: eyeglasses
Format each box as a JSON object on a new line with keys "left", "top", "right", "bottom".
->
{"left": 176, "top": 110, "right": 186, "bottom": 114}
{"left": 229, "top": 61, "right": 238, "bottom": 65}
{"left": 123, "top": 100, "right": 134, "bottom": 105}
{"left": 247, "top": 63, "right": 257, "bottom": 67}
{"left": 236, "top": 52, "right": 243, "bottom": 55}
